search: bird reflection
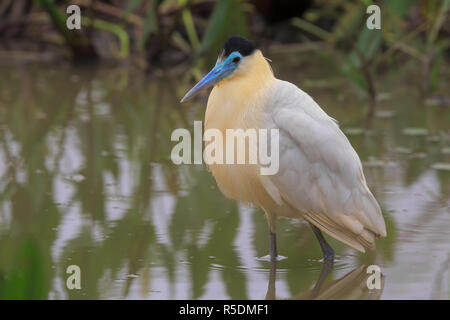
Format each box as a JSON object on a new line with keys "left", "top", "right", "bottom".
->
{"left": 266, "top": 262, "right": 385, "bottom": 300}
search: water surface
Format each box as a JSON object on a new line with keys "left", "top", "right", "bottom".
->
{"left": 0, "top": 54, "right": 449, "bottom": 299}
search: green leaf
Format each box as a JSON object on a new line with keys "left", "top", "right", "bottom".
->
{"left": 198, "top": 0, "right": 248, "bottom": 59}
{"left": 384, "top": 0, "right": 415, "bottom": 16}
{"left": 123, "top": 0, "right": 144, "bottom": 20}
{"left": 355, "top": 28, "right": 382, "bottom": 62}
{"left": 139, "top": 0, "right": 159, "bottom": 49}
{"left": 179, "top": 0, "right": 200, "bottom": 49}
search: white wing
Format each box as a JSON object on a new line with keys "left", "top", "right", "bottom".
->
{"left": 262, "top": 80, "right": 386, "bottom": 252}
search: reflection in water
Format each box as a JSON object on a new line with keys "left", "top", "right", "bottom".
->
{"left": 266, "top": 262, "right": 384, "bottom": 300}
{"left": 296, "top": 264, "right": 385, "bottom": 300}
{"left": 0, "top": 59, "right": 448, "bottom": 299}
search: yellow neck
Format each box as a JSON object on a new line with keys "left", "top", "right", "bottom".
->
{"left": 215, "top": 50, "right": 274, "bottom": 95}
{"left": 203, "top": 50, "right": 278, "bottom": 209}
{"left": 205, "top": 50, "right": 275, "bottom": 131}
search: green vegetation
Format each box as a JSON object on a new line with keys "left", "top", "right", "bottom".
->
{"left": 1, "top": 0, "right": 448, "bottom": 112}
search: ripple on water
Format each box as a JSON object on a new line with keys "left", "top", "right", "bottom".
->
{"left": 255, "top": 254, "right": 288, "bottom": 262}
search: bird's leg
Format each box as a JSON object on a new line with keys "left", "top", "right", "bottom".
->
{"left": 309, "top": 223, "right": 334, "bottom": 263}
{"left": 269, "top": 229, "right": 277, "bottom": 261}
{"left": 265, "top": 258, "right": 277, "bottom": 300}
{"left": 265, "top": 212, "right": 278, "bottom": 262}
{"left": 310, "top": 259, "right": 334, "bottom": 299}
{"left": 264, "top": 211, "right": 278, "bottom": 299}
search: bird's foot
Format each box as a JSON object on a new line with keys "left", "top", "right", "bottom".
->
{"left": 256, "top": 254, "right": 287, "bottom": 262}
{"left": 322, "top": 247, "right": 335, "bottom": 264}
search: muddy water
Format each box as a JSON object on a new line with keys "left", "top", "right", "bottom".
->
{"left": 0, "top": 54, "right": 448, "bottom": 299}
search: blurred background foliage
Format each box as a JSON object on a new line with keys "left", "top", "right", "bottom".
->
{"left": 0, "top": 0, "right": 449, "bottom": 97}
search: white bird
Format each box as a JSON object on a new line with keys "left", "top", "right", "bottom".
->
{"left": 181, "top": 36, "right": 386, "bottom": 262}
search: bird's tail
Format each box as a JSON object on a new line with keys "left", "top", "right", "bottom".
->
{"left": 303, "top": 212, "right": 382, "bottom": 253}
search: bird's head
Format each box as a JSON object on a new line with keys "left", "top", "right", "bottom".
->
{"left": 180, "top": 36, "right": 257, "bottom": 103}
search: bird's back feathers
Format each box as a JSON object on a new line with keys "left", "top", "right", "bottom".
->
{"left": 262, "top": 80, "right": 386, "bottom": 252}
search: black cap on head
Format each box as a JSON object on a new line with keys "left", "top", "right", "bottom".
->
{"left": 222, "top": 36, "right": 256, "bottom": 57}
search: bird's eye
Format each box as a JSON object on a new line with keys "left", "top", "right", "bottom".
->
{"left": 232, "top": 56, "right": 240, "bottom": 63}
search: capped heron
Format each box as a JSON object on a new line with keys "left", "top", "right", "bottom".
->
{"left": 181, "top": 36, "right": 386, "bottom": 263}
